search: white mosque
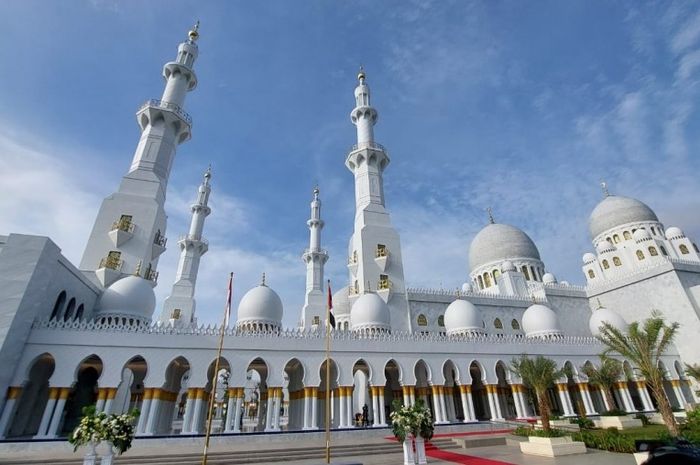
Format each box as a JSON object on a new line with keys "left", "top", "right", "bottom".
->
{"left": 0, "top": 25, "right": 698, "bottom": 441}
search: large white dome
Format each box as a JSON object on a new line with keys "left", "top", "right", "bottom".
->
{"left": 236, "top": 284, "right": 283, "bottom": 328}
{"left": 350, "top": 293, "right": 390, "bottom": 332}
{"left": 522, "top": 303, "right": 562, "bottom": 339}
{"left": 96, "top": 276, "right": 156, "bottom": 323}
{"left": 469, "top": 223, "right": 541, "bottom": 272}
{"left": 589, "top": 195, "right": 658, "bottom": 240}
{"left": 588, "top": 306, "right": 627, "bottom": 337}
{"left": 444, "top": 299, "right": 484, "bottom": 336}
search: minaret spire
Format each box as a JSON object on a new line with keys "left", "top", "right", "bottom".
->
{"left": 159, "top": 167, "right": 212, "bottom": 327}
{"left": 301, "top": 186, "right": 329, "bottom": 329}
{"left": 80, "top": 24, "right": 201, "bottom": 289}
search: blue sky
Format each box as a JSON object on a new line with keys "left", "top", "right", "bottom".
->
{"left": 1, "top": 1, "right": 700, "bottom": 327}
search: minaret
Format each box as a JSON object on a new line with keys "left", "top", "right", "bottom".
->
{"left": 301, "top": 187, "right": 329, "bottom": 329}
{"left": 159, "top": 167, "right": 212, "bottom": 327}
{"left": 79, "top": 23, "right": 201, "bottom": 287}
{"left": 345, "top": 68, "right": 411, "bottom": 331}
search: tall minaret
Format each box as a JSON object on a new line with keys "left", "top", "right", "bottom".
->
{"left": 160, "top": 167, "right": 212, "bottom": 327}
{"left": 80, "top": 23, "right": 201, "bottom": 288}
{"left": 301, "top": 187, "right": 329, "bottom": 329}
{"left": 345, "top": 68, "right": 412, "bottom": 331}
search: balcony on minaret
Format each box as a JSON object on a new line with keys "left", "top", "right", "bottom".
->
{"left": 108, "top": 215, "right": 134, "bottom": 247}
{"left": 178, "top": 233, "right": 209, "bottom": 254}
{"left": 96, "top": 251, "right": 123, "bottom": 287}
{"left": 345, "top": 142, "right": 390, "bottom": 173}
{"left": 136, "top": 99, "right": 192, "bottom": 145}
{"left": 144, "top": 264, "right": 159, "bottom": 285}
{"left": 347, "top": 250, "right": 359, "bottom": 275}
{"left": 377, "top": 274, "right": 392, "bottom": 302}
{"left": 375, "top": 244, "right": 389, "bottom": 271}
{"left": 152, "top": 229, "right": 167, "bottom": 260}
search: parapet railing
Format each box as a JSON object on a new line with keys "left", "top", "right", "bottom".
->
{"left": 138, "top": 99, "right": 192, "bottom": 126}
{"left": 349, "top": 141, "right": 386, "bottom": 153}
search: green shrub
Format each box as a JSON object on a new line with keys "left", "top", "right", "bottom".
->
{"left": 600, "top": 408, "right": 627, "bottom": 416}
{"left": 571, "top": 417, "right": 594, "bottom": 429}
{"left": 572, "top": 429, "right": 636, "bottom": 453}
{"left": 635, "top": 413, "right": 650, "bottom": 426}
{"left": 512, "top": 426, "right": 567, "bottom": 438}
{"left": 606, "top": 426, "right": 621, "bottom": 435}
{"left": 513, "top": 425, "right": 533, "bottom": 437}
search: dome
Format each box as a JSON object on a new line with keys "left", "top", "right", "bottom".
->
{"left": 461, "top": 282, "right": 473, "bottom": 293}
{"left": 633, "top": 229, "right": 651, "bottom": 242}
{"left": 589, "top": 195, "right": 658, "bottom": 240}
{"left": 542, "top": 272, "right": 557, "bottom": 284}
{"left": 444, "top": 299, "right": 484, "bottom": 336}
{"left": 521, "top": 304, "right": 562, "bottom": 339}
{"left": 469, "top": 223, "right": 541, "bottom": 272}
{"left": 96, "top": 276, "right": 156, "bottom": 323}
{"left": 582, "top": 253, "right": 597, "bottom": 264}
{"left": 236, "top": 284, "right": 283, "bottom": 328}
{"left": 350, "top": 293, "right": 390, "bottom": 332}
{"left": 501, "top": 260, "right": 516, "bottom": 273}
{"left": 588, "top": 306, "right": 627, "bottom": 337}
{"left": 332, "top": 286, "right": 351, "bottom": 317}
{"left": 596, "top": 241, "right": 615, "bottom": 254}
{"left": 665, "top": 227, "right": 684, "bottom": 240}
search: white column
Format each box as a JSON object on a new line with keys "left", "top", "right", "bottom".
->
{"left": 137, "top": 390, "right": 153, "bottom": 434}
{"left": 179, "top": 391, "right": 194, "bottom": 434}
{"left": 371, "top": 388, "right": 380, "bottom": 426}
{"left": 144, "top": 396, "right": 162, "bottom": 435}
{"left": 46, "top": 388, "right": 69, "bottom": 438}
{"left": 439, "top": 390, "right": 448, "bottom": 423}
{"left": 488, "top": 386, "right": 503, "bottom": 420}
{"left": 224, "top": 389, "right": 236, "bottom": 432}
{"left": 95, "top": 391, "right": 106, "bottom": 413}
{"left": 338, "top": 388, "right": 346, "bottom": 427}
{"left": 302, "top": 389, "right": 311, "bottom": 429}
{"left": 672, "top": 381, "right": 688, "bottom": 409}
{"left": 557, "top": 385, "right": 574, "bottom": 416}
{"left": 616, "top": 384, "right": 635, "bottom": 412}
{"left": 190, "top": 394, "right": 204, "bottom": 434}
{"left": 517, "top": 391, "right": 530, "bottom": 417}
{"left": 311, "top": 389, "right": 319, "bottom": 429}
{"left": 0, "top": 387, "right": 22, "bottom": 439}
{"left": 459, "top": 390, "right": 470, "bottom": 422}
{"left": 232, "top": 395, "right": 243, "bottom": 433}
{"left": 378, "top": 392, "right": 387, "bottom": 426}
{"left": 600, "top": 388, "right": 612, "bottom": 411}
{"left": 264, "top": 392, "right": 274, "bottom": 431}
{"left": 511, "top": 386, "right": 524, "bottom": 419}
{"left": 34, "top": 391, "right": 58, "bottom": 438}
{"left": 578, "top": 384, "right": 596, "bottom": 415}
{"left": 636, "top": 382, "right": 654, "bottom": 411}
{"left": 103, "top": 389, "right": 116, "bottom": 415}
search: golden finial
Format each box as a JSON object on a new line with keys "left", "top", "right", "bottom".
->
{"left": 357, "top": 65, "right": 366, "bottom": 83}
{"left": 486, "top": 207, "right": 495, "bottom": 224}
{"left": 261, "top": 272, "right": 266, "bottom": 286}
{"left": 188, "top": 20, "right": 200, "bottom": 41}
{"left": 313, "top": 185, "right": 320, "bottom": 199}
{"left": 600, "top": 180, "right": 609, "bottom": 197}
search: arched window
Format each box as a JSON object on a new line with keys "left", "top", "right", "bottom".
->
{"left": 493, "top": 269, "right": 500, "bottom": 280}
{"left": 680, "top": 244, "right": 690, "bottom": 255}
{"left": 494, "top": 318, "right": 503, "bottom": 329}
{"left": 613, "top": 257, "right": 622, "bottom": 266}
{"left": 660, "top": 246, "right": 668, "bottom": 256}
{"left": 651, "top": 227, "right": 656, "bottom": 235}
{"left": 511, "top": 319, "right": 520, "bottom": 330}
{"left": 602, "top": 259, "right": 610, "bottom": 269}
{"left": 50, "top": 291, "right": 66, "bottom": 320}
{"left": 636, "top": 250, "right": 645, "bottom": 260}
{"left": 477, "top": 276, "right": 484, "bottom": 289}
{"left": 606, "top": 237, "right": 612, "bottom": 244}
{"left": 588, "top": 269, "right": 595, "bottom": 279}
{"left": 623, "top": 231, "right": 632, "bottom": 240}
{"left": 75, "top": 304, "right": 84, "bottom": 321}
{"left": 521, "top": 266, "right": 530, "bottom": 280}
{"left": 530, "top": 265, "right": 538, "bottom": 281}
{"left": 483, "top": 273, "right": 492, "bottom": 287}
{"left": 613, "top": 234, "right": 620, "bottom": 243}
{"left": 417, "top": 314, "right": 428, "bottom": 326}
{"left": 648, "top": 246, "right": 658, "bottom": 256}
{"left": 438, "top": 315, "right": 445, "bottom": 327}
{"left": 63, "top": 298, "right": 76, "bottom": 322}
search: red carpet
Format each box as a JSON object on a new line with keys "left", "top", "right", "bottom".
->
{"left": 424, "top": 441, "right": 516, "bottom": 465}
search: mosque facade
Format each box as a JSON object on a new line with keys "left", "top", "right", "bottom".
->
{"left": 0, "top": 26, "right": 698, "bottom": 440}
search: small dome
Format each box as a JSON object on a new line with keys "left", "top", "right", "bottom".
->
{"left": 589, "top": 195, "right": 658, "bottom": 240}
{"left": 444, "top": 299, "right": 484, "bottom": 336}
{"left": 237, "top": 284, "right": 283, "bottom": 328}
{"left": 633, "top": 229, "right": 651, "bottom": 242}
{"left": 665, "top": 227, "right": 685, "bottom": 240}
{"left": 501, "top": 260, "right": 516, "bottom": 273}
{"left": 350, "top": 293, "right": 390, "bottom": 332}
{"left": 96, "top": 276, "right": 156, "bottom": 323}
{"left": 542, "top": 272, "right": 557, "bottom": 284}
{"left": 588, "top": 306, "right": 627, "bottom": 337}
{"left": 596, "top": 241, "right": 615, "bottom": 254}
{"left": 582, "top": 253, "right": 597, "bottom": 264}
{"left": 522, "top": 304, "right": 562, "bottom": 339}
{"left": 461, "top": 282, "right": 473, "bottom": 293}
{"left": 332, "top": 286, "right": 351, "bottom": 317}
{"left": 469, "top": 223, "right": 541, "bottom": 272}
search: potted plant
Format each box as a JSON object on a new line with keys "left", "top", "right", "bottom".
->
{"left": 390, "top": 400, "right": 417, "bottom": 465}
{"left": 68, "top": 406, "right": 107, "bottom": 465}
{"left": 100, "top": 409, "right": 140, "bottom": 465}
{"left": 412, "top": 399, "right": 434, "bottom": 465}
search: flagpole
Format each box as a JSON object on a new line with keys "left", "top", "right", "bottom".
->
{"left": 202, "top": 272, "right": 233, "bottom": 465}
{"left": 325, "top": 279, "right": 331, "bottom": 464}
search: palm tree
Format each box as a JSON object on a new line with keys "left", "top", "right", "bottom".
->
{"left": 685, "top": 363, "right": 700, "bottom": 383}
{"left": 596, "top": 312, "right": 680, "bottom": 436}
{"left": 580, "top": 356, "right": 623, "bottom": 412}
{"left": 511, "top": 355, "right": 564, "bottom": 432}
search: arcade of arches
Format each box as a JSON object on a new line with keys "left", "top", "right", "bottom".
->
{"left": 0, "top": 353, "right": 693, "bottom": 438}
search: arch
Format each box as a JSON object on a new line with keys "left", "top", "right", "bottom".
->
{"left": 588, "top": 269, "right": 595, "bottom": 279}
{"left": 680, "top": 244, "right": 690, "bottom": 255}
{"left": 493, "top": 269, "right": 500, "bottom": 281}
{"left": 74, "top": 304, "right": 84, "bottom": 321}
{"left": 469, "top": 361, "right": 489, "bottom": 420}
{"left": 283, "top": 358, "right": 305, "bottom": 431}
{"left": 113, "top": 356, "right": 147, "bottom": 415}
{"left": 602, "top": 259, "right": 610, "bottom": 269}
{"left": 563, "top": 361, "right": 585, "bottom": 416}
{"left": 613, "top": 234, "right": 620, "bottom": 244}
{"left": 511, "top": 319, "right": 520, "bottom": 330}
{"left": 318, "top": 359, "right": 340, "bottom": 428}
{"left": 521, "top": 266, "right": 530, "bottom": 280}
{"left": 495, "top": 361, "right": 517, "bottom": 419}
{"left": 352, "top": 359, "right": 371, "bottom": 426}
{"left": 416, "top": 314, "right": 428, "bottom": 327}
{"left": 648, "top": 246, "right": 658, "bottom": 256}
{"left": 384, "top": 360, "right": 401, "bottom": 417}
{"left": 483, "top": 272, "right": 492, "bottom": 287}
{"left": 442, "top": 360, "right": 463, "bottom": 422}
{"left": 636, "top": 250, "right": 645, "bottom": 261}
{"left": 623, "top": 231, "right": 632, "bottom": 240}
{"left": 205, "top": 356, "right": 232, "bottom": 433}
{"left": 50, "top": 291, "right": 66, "bottom": 320}
{"left": 62, "top": 355, "right": 104, "bottom": 434}
{"left": 8, "top": 353, "right": 55, "bottom": 437}
{"left": 660, "top": 245, "right": 668, "bottom": 256}
{"left": 493, "top": 318, "right": 503, "bottom": 330}
{"left": 63, "top": 298, "right": 76, "bottom": 322}
{"left": 437, "top": 315, "right": 445, "bottom": 327}
{"left": 613, "top": 256, "right": 622, "bottom": 266}
{"left": 477, "top": 276, "right": 484, "bottom": 289}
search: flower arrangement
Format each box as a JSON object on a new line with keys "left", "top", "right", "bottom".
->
{"left": 69, "top": 405, "right": 140, "bottom": 455}
{"left": 390, "top": 399, "right": 434, "bottom": 442}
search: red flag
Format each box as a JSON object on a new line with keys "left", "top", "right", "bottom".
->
{"left": 224, "top": 272, "right": 233, "bottom": 327}
{"left": 327, "top": 280, "right": 336, "bottom": 329}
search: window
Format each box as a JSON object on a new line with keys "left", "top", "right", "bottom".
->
{"left": 438, "top": 315, "right": 445, "bottom": 327}
{"left": 477, "top": 276, "right": 484, "bottom": 289}
{"left": 172, "top": 308, "right": 181, "bottom": 319}
{"left": 378, "top": 274, "right": 390, "bottom": 290}
{"left": 50, "top": 291, "right": 67, "bottom": 320}
{"left": 613, "top": 257, "right": 622, "bottom": 266}
{"left": 522, "top": 266, "right": 530, "bottom": 280}
{"left": 349, "top": 251, "right": 357, "bottom": 264}
{"left": 114, "top": 214, "right": 133, "bottom": 232}
{"left": 101, "top": 250, "right": 122, "bottom": 270}
{"left": 648, "top": 246, "right": 658, "bottom": 256}
{"left": 606, "top": 237, "right": 613, "bottom": 244}
{"left": 613, "top": 234, "right": 620, "bottom": 243}
{"left": 651, "top": 227, "right": 656, "bottom": 235}
{"left": 75, "top": 304, "right": 84, "bottom": 321}
{"left": 483, "top": 273, "right": 492, "bottom": 287}
{"left": 588, "top": 269, "right": 595, "bottom": 279}
{"left": 312, "top": 315, "right": 320, "bottom": 325}
{"left": 511, "top": 319, "right": 520, "bottom": 330}
{"left": 63, "top": 298, "right": 76, "bottom": 322}
{"left": 680, "top": 244, "right": 690, "bottom": 255}
{"left": 636, "top": 250, "right": 645, "bottom": 260}
{"left": 602, "top": 259, "right": 610, "bottom": 269}
{"left": 493, "top": 269, "right": 500, "bottom": 280}
{"left": 623, "top": 231, "right": 632, "bottom": 240}
{"left": 376, "top": 244, "right": 387, "bottom": 258}
{"left": 494, "top": 318, "right": 503, "bottom": 329}
{"left": 530, "top": 266, "right": 538, "bottom": 281}
{"left": 660, "top": 246, "right": 668, "bottom": 256}
{"left": 417, "top": 314, "right": 428, "bottom": 326}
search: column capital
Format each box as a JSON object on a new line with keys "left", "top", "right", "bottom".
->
{"left": 6, "top": 386, "right": 23, "bottom": 399}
